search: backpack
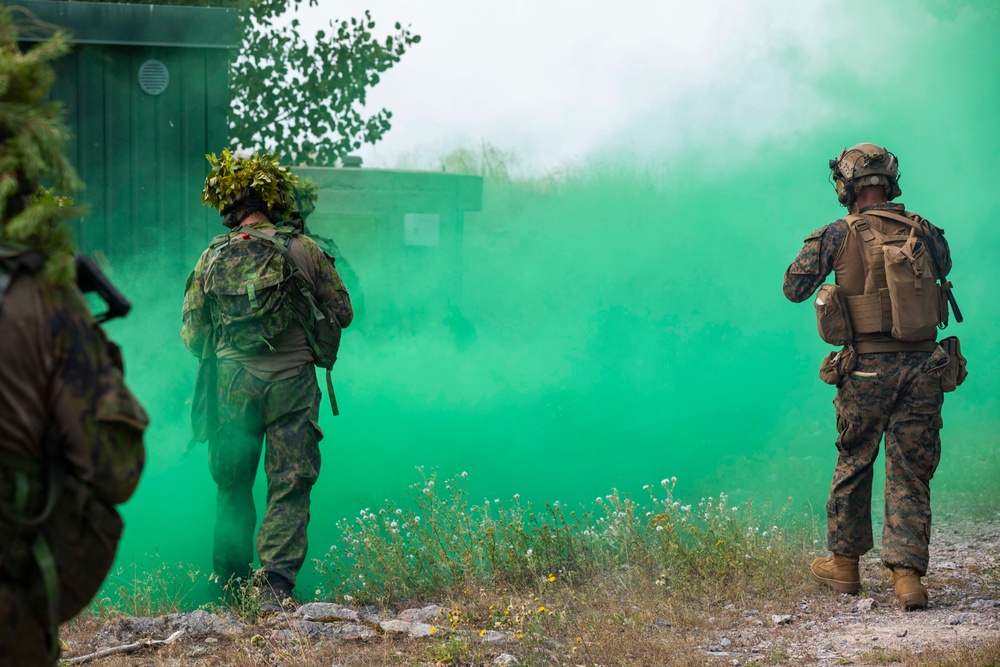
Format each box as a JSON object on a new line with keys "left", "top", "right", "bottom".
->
{"left": 203, "top": 229, "right": 299, "bottom": 354}
{"left": 203, "top": 227, "right": 342, "bottom": 411}
{"left": 843, "top": 211, "right": 950, "bottom": 342}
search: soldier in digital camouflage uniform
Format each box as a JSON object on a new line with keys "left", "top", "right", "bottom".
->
{"left": 783, "top": 143, "right": 958, "bottom": 610}
{"left": 0, "top": 10, "right": 148, "bottom": 664}
{"left": 182, "top": 152, "right": 352, "bottom": 612}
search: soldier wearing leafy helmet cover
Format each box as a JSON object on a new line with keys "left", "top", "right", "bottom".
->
{"left": 182, "top": 151, "right": 352, "bottom": 612}
{"left": 285, "top": 178, "right": 365, "bottom": 323}
{"left": 0, "top": 9, "right": 148, "bottom": 664}
{"left": 783, "top": 143, "right": 966, "bottom": 610}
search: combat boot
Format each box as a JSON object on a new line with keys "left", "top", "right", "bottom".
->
{"left": 810, "top": 554, "right": 861, "bottom": 594}
{"left": 259, "top": 572, "right": 297, "bottom": 614}
{"left": 892, "top": 567, "right": 928, "bottom": 611}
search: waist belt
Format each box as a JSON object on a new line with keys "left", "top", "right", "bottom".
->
{"left": 854, "top": 340, "right": 938, "bottom": 354}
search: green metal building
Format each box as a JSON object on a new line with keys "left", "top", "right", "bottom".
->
{"left": 14, "top": 0, "right": 239, "bottom": 262}
{"left": 295, "top": 166, "right": 483, "bottom": 334}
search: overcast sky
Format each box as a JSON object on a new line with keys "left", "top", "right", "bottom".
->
{"left": 292, "top": 1, "right": 939, "bottom": 172}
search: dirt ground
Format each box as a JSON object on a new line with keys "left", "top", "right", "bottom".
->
{"left": 60, "top": 518, "right": 1000, "bottom": 666}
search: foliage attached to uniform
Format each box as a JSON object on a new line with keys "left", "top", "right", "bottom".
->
{"left": 201, "top": 149, "right": 298, "bottom": 214}
{"left": 0, "top": 6, "right": 81, "bottom": 285}
{"left": 295, "top": 177, "right": 319, "bottom": 207}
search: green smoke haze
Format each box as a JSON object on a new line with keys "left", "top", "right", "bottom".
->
{"left": 96, "top": 1, "right": 998, "bottom": 602}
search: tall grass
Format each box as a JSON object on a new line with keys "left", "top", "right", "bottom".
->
{"left": 314, "top": 469, "right": 806, "bottom": 606}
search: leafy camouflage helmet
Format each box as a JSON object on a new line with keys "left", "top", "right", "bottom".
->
{"left": 201, "top": 149, "right": 297, "bottom": 226}
{"left": 829, "top": 143, "right": 901, "bottom": 207}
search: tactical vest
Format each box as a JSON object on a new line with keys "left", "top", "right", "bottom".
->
{"left": 839, "top": 210, "right": 949, "bottom": 347}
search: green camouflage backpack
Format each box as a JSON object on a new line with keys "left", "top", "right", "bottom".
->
{"left": 203, "top": 228, "right": 300, "bottom": 354}
{"left": 203, "top": 227, "right": 342, "bottom": 370}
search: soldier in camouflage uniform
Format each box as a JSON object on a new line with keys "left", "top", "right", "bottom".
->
{"left": 783, "top": 143, "right": 957, "bottom": 610}
{"left": 182, "top": 152, "right": 352, "bottom": 611}
{"left": 286, "top": 178, "right": 365, "bottom": 323}
{"left": 0, "top": 11, "right": 148, "bottom": 664}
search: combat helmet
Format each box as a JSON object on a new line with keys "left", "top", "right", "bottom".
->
{"left": 829, "top": 143, "right": 901, "bottom": 208}
{"left": 201, "top": 150, "right": 298, "bottom": 228}
{"left": 286, "top": 177, "right": 319, "bottom": 232}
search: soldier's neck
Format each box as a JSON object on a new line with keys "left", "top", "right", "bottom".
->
{"left": 239, "top": 212, "right": 271, "bottom": 227}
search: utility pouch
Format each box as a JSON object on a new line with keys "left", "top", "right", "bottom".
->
{"left": 814, "top": 284, "right": 853, "bottom": 346}
{"left": 938, "top": 335, "right": 968, "bottom": 392}
{"left": 819, "top": 346, "right": 857, "bottom": 385}
{"left": 882, "top": 231, "right": 943, "bottom": 341}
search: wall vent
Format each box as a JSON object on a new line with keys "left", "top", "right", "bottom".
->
{"left": 138, "top": 59, "right": 169, "bottom": 96}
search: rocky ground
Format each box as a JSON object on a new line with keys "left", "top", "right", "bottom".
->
{"left": 699, "top": 522, "right": 1000, "bottom": 665}
{"left": 61, "top": 519, "right": 1000, "bottom": 666}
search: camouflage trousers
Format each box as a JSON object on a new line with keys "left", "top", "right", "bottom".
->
{"left": 209, "top": 361, "right": 323, "bottom": 587}
{"left": 827, "top": 350, "right": 946, "bottom": 575}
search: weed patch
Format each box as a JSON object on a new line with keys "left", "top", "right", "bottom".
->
{"left": 314, "top": 469, "right": 810, "bottom": 607}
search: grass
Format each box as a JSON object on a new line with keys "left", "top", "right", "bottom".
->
{"left": 313, "top": 468, "right": 807, "bottom": 607}
{"left": 61, "top": 471, "right": 1000, "bottom": 666}
{"left": 91, "top": 550, "right": 205, "bottom": 617}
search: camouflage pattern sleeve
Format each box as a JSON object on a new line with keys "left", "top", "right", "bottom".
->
{"left": 48, "top": 284, "right": 148, "bottom": 506}
{"left": 298, "top": 235, "right": 354, "bottom": 328}
{"left": 181, "top": 249, "right": 212, "bottom": 356}
{"left": 782, "top": 220, "right": 847, "bottom": 303}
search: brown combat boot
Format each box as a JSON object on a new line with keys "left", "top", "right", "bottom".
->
{"left": 892, "top": 567, "right": 928, "bottom": 611}
{"left": 810, "top": 554, "right": 861, "bottom": 594}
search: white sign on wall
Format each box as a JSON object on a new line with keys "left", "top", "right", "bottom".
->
{"left": 403, "top": 213, "right": 441, "bottom": 246}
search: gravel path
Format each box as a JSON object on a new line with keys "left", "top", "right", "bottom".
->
{"left": 700, "top": 518, "right": 1000, "bottom": 666}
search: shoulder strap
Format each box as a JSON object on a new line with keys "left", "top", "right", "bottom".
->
{"left": 863, "top": 208, "right": 924, "bottom": 233}
{"left": 844, "top": 214, "right": 876, "bottom": 292}
{"left": 202, "top": 233, "right": 234, "bottom": 285}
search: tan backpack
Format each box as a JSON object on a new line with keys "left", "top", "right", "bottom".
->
{"left": 843, "top": 211, "right": 951, "bottom": 341}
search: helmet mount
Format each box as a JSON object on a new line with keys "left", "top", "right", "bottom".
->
{"left": 829, "top": 143, "right": 902, "bottom": 208}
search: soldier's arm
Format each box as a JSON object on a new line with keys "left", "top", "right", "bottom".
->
{"left": 782, "top": 222, "right": 844, "bottom": 303}
{"left": 181, "top": 251, "right": 211, "bottom": 356}
{"left": 300, "top": 236, "right": 354, "bottom": 328}
{"left": 49, "top": 285, "right": 148, "bottom": 505}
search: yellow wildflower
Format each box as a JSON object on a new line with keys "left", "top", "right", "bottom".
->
{"left": 547, "top": 573, "right": 556, "bottom": 583}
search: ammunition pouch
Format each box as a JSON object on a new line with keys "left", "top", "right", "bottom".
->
{"left": 938, "top": 336, "right": 968, "bottom": 392}
{"left": 819, "top": 346, "right": 857, "bottom": 386}
{"left": 815, "top": 284, "right": 853, "bottom": 346}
